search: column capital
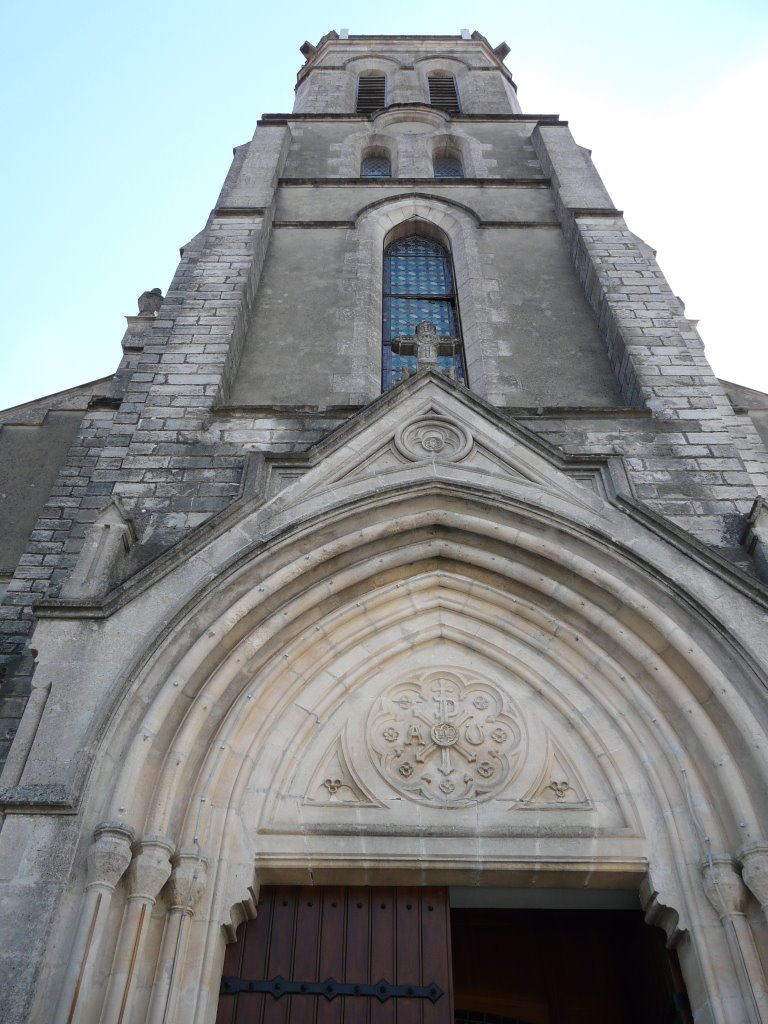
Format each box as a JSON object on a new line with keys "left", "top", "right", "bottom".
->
{"left": 126, "top": 836, "right": 175, "bottom": 902}
{"left": 702, "top": 856, "right": 747, "bottom": 919}
{"left": 739, "top": 841, "right": 768, "bottom": 911}
{"left": 164, "top": 847, "right": 209, "bottom": 915}
{"left": 86, "top": 821, "right": 136, "bottom": 890}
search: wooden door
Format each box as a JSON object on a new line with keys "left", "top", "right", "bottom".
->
{"left": 217, "top": 886, "right": 454, "bottom": 1023}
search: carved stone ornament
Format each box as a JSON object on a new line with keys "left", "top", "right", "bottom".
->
{"left": 702, "top": 857, "right": 747, "bottom": 919}
{"left": 164, "top": 847, "right": 209, "bottom": 914}
{"left": 86, "top": 821, "right": 136, "bottom": 890}
{"left": 304, "top": 734, "right": 380, "bottom": 806}
{"left": 126, "top": 836, "right": 175, "bottom": 902}
{"left": 394, "top": 415, "right": 472, "bottom": 463}
{"left": 368, "top": 671, "right": 524, "bottom": 806}
{"left": 740, "top": 841, "right": 768, "bottom": 912}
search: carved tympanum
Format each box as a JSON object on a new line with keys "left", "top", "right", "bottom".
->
{"left": 368, "top": 671, "right": 523, "bottom": 806}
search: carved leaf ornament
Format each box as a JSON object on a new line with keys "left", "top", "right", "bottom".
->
{"left": 368, "top": 671, "right": 524, "bottom": 806}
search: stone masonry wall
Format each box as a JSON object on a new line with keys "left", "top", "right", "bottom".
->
{"left": 2, "top": 78, "right": 768, "bottom": 774}
{"left": 532, "top": 124, "right": 768, "bottom": 547}
{"left": 0, "top": 127, "right": 290, "bottom": 770}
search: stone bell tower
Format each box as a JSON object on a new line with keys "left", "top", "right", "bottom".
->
{"left": 2, "top": 29, "right": 768, "bottom": 1024}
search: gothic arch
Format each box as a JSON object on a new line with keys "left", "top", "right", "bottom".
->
{"left": 41, "top": 382, "right": 768, "bottom": 1024}
{"left": 349, "top": 196, "right": 503, "bottom": 400}
{"left": 51, "top": 503, "right": 768, "bottom": 1021}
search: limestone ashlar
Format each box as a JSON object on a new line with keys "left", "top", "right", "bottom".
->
{"left": 1, "top": 30, "right": 768, "bottom": 1024}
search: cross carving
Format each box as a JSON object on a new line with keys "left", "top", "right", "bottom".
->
{"left": 390, "top": 321, "right": 459, "bottom": 380}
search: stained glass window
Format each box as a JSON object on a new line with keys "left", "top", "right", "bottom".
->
{"left": 361, "top": 154, "right": 391, "bottom": 178}
{"left": 434, "top": 154, "right": 463, "bottom": 179}
{"left": 382, "top": 236, "right": 467, "bottom": 390}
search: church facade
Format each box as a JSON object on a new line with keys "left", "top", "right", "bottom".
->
{"left": 2, "top": 30, "right": 768, "bottom": 1023}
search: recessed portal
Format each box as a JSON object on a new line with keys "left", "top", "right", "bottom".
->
{"left": 217, "top": 887, "right": 691, "bottom": 1023}
{"left": 451, "top": 907, "right": 691, "bottom": 1024}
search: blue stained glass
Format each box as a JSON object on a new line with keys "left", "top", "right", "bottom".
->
{"left": 387, "top": 298, "right": 454, "bottom": 336}
{"left": 434, "top": 156, "right": 463, "bottom": 179}
{"left": 388, "top": 257, "right": 448, "bottom": 295}
{"left": 389, "top": 237, "right": 445, "bottom": 258}
{"left": 361, "top": 155, "right": 391, "bottom": 178}
{"left": 382, "top": 235, "right": 467, "bottom": 390}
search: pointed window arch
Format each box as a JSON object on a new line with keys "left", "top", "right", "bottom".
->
{"left": 382, "top": 234, "right": 467, "bottom": 390}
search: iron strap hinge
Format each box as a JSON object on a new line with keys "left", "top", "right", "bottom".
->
{"left": 220, "top": 975, "right": 444, "bottom": 1003}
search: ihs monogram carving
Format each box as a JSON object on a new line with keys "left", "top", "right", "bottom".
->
{"left": 368, "top": 671, "right": 524, "bottom": 806}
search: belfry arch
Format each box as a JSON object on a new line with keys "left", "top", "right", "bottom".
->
{"left": 45, "top": 380, "right": 768, "bottom": 1022}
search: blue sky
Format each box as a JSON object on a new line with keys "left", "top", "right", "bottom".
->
{"left": 1, "top": 0, "right": 767, "bottom": 409}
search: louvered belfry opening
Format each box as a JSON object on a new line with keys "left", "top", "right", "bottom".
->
{"left": 427, "top": 76, "right": 460, "bottom": 114}
{"left": 356, "top": 76, "right": 386, "bottom": 114}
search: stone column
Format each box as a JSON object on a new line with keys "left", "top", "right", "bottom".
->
{"left": 99, "top": 836, "right": 174, "bottom": 1024}
{"left": 54, "top": 822, "right": 135, "bottom": 1024}
{"left": 741, "top": 842, "right": 768, "bottom": 923}
{"left": 0, "top": 680, "right": 51, "bottom": 788}
{"left": 702, "top": 857, "right": 768, "bottom": 1023}
{"left": 145, "top": 848, "right": 208, "bottom": 1024}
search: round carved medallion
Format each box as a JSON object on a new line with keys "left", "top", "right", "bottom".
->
{"left": 394, "top": 416, "right": 472, "bottom": 463}
{"left": 368, "top": 671, "right": 524, "bottom": 806}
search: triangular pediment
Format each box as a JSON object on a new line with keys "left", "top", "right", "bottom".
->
{"left": 262, "top": 373, "right": 610, "bottom": 521}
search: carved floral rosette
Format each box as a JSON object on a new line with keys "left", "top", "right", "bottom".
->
{"left": 368, "top": 671, "right": 524, "bottom": 806}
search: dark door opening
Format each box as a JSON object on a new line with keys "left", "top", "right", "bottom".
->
{"left": 217, "top": 888, "right": 691, "bottom": 1023}
{"left": 451, "top": 907, "right": 692, "bottom": 1024}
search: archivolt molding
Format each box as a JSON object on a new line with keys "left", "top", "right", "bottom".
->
{"left": 352, "top": 191, "right": 482, "bottom": 227}
{"left": 91, "top": 497, "right": 768, "bottom": 857}
{"left": 429, "top": 130, "right": 493, "bottom": 178}
{"left": 413, "top": 55, "right": 476, "bottom": 72}
{"left": 341, "top": 54, "right": 404, "bottom": 71}
{"left": 334, "top": 128, "right": 403, "bottom": 177}
{"left": 46, "top": 482, "right": 768, "bottom": 1024}
{"left": 349, "top": 196, "right": 501, "bottom": 400}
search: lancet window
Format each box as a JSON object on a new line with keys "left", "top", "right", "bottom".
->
{"left": 382, "top": 235, "right": 467, "bottom": 390}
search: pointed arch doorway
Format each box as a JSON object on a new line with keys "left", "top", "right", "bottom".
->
{"left": 216, "top": 886, "right": 691, "bottom": 1023}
